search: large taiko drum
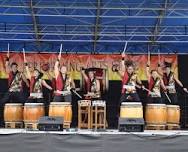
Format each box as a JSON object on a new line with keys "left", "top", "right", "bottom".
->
{"left": 120, "top": 102, "right": 143, "bottom": 118}
{"left": 145, "top": 104, "right": 167, "bottom": 125}
{"left": 49, "top": 102, "right": 72, "bottom": 123}
{"left": 23, "top": 103, "right": 45, "bottom": 123}
{"left": 167, "top": 105, "right": 180, "bottom": 125}
{"left": 4, "top": 103, "right": 23, "bottom": 122}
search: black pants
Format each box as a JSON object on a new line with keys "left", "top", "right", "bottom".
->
{"left": 0, "top": 91, "right": 25, "bottom": 106}
{"left": 148, "top": 96, "right": 163, "bottom": 104}
{"left": 53, "top": 94, "right": 72, "bottom": 102}
{"left": 26, "top": 98, "right": 44, "bottom": 103}
{"left": 0, "top": 91, "right": 25, "bottom": 126}
{"left": 162, "top": 92, "right": 178, "bottom": 105}
{"left": 120, "top": 93, "right": 140, "bottom": 104}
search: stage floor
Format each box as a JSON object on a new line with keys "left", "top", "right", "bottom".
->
{"left": 0, "top": 128, "right": 188, "bottom": 135}
{"left": 0, "top": 129, "right": 187, "bottom": 152}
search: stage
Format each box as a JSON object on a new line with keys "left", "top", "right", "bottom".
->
{"left": 0, "top": 129, "right": 187, "bottom": 152}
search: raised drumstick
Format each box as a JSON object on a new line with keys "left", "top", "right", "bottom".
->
{"left": 23, "top": 48, "right": 26, "bottom": 62}
{"left": 59, "top": 43, "right": 62, "bottom": 56}
{"left": 122, "top": 41, "right": 128, "bottom": 54}
{"left": 158, "top": 49, "right": 161, "bottom": 64}
{"left": 147, "top": 45, "right": 150, "bottom": 66}
{"left": 7, "top": 43, "right": 10, "bottom": 58}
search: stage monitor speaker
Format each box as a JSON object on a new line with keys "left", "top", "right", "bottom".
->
{"left": 118, "top": 118, "right": 145, "bottom": 132}
{"left": 38, "top": 116, "right": 64, "bottom": 131}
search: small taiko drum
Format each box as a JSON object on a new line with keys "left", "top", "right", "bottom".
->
{"left": 4, "top": 103, "right": 23, "bottom": 123}
{"left": 49, "top": 102, "right": 72, "bottom": 124}
{"left": 167, "top": 105, "right": 180, "bottom": 125}
{"left": 145, "top": 104, "right": 167, "bottom": 125}
{"left": 92, "top": 100, "right": 106, "bottom": 107}
{"left": 78, "top": 100, "right": 91, "bottom": 106}
{"left": 120, "top": 102, "right": 143, "bottom": 118}
{"left": 23, "top": 103, "right": 45, "bottom": 123}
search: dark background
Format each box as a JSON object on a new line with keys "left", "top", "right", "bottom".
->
{"left": 0, "top": 55, "right": 188, "bottom": 129}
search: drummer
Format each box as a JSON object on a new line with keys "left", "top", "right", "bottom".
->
{"left": 146, "top": 63, "right": 166, "bottom": 103}
{"left": 81, "top": 68, "right": 101, "bottom": 99}
{"left": 0, "top": 51, "right": 29, "bottom": 105}
{"left": 158, "top": 61, "right": 188, "bottom": 104}
{"left": 0, "top": 52, "right": 29, "bottom": 126}
{"left": 117, "top": 53, "right": 143, "bottom": 104}
{"left": 24, "top": 60, "right": 53, "bottom": 103}
{"left": 53, "top": 52, "right": 75, "bottom": 102}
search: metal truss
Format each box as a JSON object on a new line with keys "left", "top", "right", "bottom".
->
{"left": 0, "top": 0, "right": 187, "bottom": 53}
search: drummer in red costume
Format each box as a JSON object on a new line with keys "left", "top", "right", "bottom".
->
{"left": 81, "top": 68, "right": 101, "bottom": 99}
{"left": 146, "top": 63, "right": 166, "bottom": 103}
{"left": 24, "top": 58, "right": 53, "bottom": 103}
{"left": 0, "top": 51, "right": 29, "bottom": 126}
{"left": 118, "top": 53, "right": 143, "bottom": 103}
{"left": 0, "top": 51, "right": 29, "bottom": 105}
{"left": 158, "top": 61, "right": 188, "bottom": 104}
{"left": 53, "top": 52, "right": 75, "bottom": 102}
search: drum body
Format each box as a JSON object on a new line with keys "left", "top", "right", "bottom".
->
{"left": 49, "top": 102, "right": 72, "bottom": 123}
{"left": 23, "top": 103, "right": 45, "bottom": 123}
{"left": 120, "top": 102, "right": 143, "bottom": 118}
{"left": 145, "top": 104, "right": 167, "bottom": 125}
{"left": 167, "top": 105, "right": 180, "bottom": 125}
{"left": 4, "top": 103, "right": 23, "bottom": 122}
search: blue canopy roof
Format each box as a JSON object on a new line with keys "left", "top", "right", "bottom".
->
{"left": 0, "top": 0, "right": 188, "bottom": 54}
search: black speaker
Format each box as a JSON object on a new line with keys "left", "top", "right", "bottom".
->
{"left": 38, "top": 116, "right": 64, "bottom": 131}
{"left": 118, "top": 118, "right": 145, "bottom": 132}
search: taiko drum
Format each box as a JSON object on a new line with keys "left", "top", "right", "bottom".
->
{"left": 49, "top": 102, "right": 72, "bottom": 123}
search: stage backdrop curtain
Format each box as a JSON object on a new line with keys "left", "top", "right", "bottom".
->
{"left": 0, "top": 53, "right": 178, "bottom": 80}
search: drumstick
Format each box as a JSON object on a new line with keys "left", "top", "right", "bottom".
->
{"left": 23, "top": 48, "right": 26, "bottom": 61}
{"left": 122, "top": 41, "right": 128, "bottom": 54}
{"left": 7, "top": 43, "right": 10, "bottom": 58}
{"left": 183, "top": 88, "right": 188, "bottom": 94}
{"left": 148, "top": 45, "right": 150, "bottom": 65}
{"left": 142, "top": 87, "right": 155, "bottom": 95}
{"left": 8, "top": 43, "right": 10, "bottom": 53}
{"left": 59, "top": 43, "right": 63, "bottom": 56}
{"left": 164, "top": 92, "right": 172, "bottom": 103}
{"left": 72, "top": 89, "right": 82, "bottom": 99}
{"left": 158, "top": 49, "right": 161, "bottom": 64}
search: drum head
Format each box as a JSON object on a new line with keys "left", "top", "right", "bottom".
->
{"left": 78, "top": 100, "right": 91, "bottom": 104}
{"left": 5, "top": 103, "right": 23, "bottom": 106}
{"left": 146, "top": 104, "right": 166, "bottom": 107}
{"left": 78, "top": 100, "right": 91, "bottom": 106}
{"left": 78, "top": 100, "right": 91, "bottom": 102}
{"left": 167, "top": 105, "right": 180, "bottom": 108}
{"left": 24, "top": 103, "right": 44, "bottom": 106}
{"left": 92, "top": 100, "right": 105, "bottom": 102}
{"left": 92, "top": 100, "right": 106, "bottom": 106}
{"left": 121, "top": 102, "right": 142, "bottom": 106}
{"left": 50, "top": 102, "right": 71, "bottom": 105}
